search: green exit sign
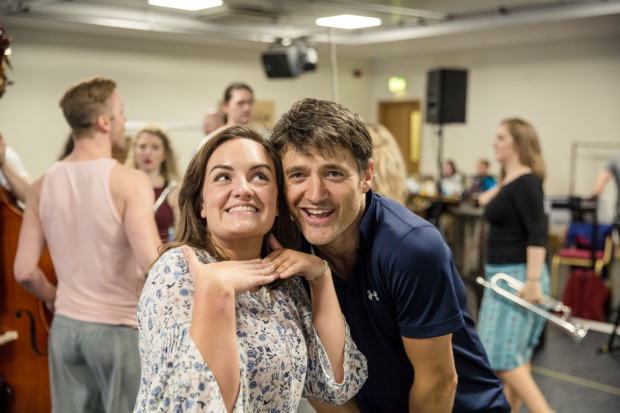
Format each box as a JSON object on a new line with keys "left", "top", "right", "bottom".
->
{"left": 388, "top": 77, "right": 407, "bottom": 93}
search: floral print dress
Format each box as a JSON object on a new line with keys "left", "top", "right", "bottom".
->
{"left": 134, "top": 247, "right": 367, "bottom": 413}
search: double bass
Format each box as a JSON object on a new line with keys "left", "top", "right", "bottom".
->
{"left": 0, "top": 26, "right": 56, "bottom": 413}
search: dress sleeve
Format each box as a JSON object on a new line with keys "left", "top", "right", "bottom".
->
{"left": 513, "top": 175, "right": 547, "bottom": 248}
{"left": 284, "top": 277, "right": 367, "bottom": 405}
{"left": 135, "top": 249, "right": 244, "bottom": 413}
{"left": 387, "top": 226, "right": 465, "bottom": 339}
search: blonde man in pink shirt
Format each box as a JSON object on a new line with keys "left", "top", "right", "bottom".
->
{"left": 14, "top": 76, "right": 161, "bottom": 413}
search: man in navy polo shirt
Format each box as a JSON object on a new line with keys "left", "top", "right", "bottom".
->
{"left": 271, "top": 99, "right": 511, "bottom": 413}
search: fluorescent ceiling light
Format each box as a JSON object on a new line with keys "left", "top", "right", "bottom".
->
{"left": 315, "top": 14, "right": 381, "bottom": 30}
{"left": 148, "top": 0, "right": 223, "bottom": 11}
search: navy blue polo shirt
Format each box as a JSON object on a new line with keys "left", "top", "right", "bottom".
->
{"left": 302, "top": 191, "right": 510, "bottom": 413}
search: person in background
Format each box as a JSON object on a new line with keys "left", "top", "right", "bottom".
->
{"left": 271, "top": 98, "right": 510, "bottom": 413}
{"left": 132, "top": 124, "right": 180, "bottom": 243}
{"left": 366, "top": 123, "right": 408, "bottom": 206}
{"left": 477, "top": 118, "right": 553, "bottom": 413}
{"left": 203, "top": 107, "right": 225, "bottom": 137}
{"left": 441, "top": 159, "right": 464, "bottom": 197}
{"left": 471, "top": 160, "right": 496, "bottom": 192}
{"left": 593, "top": 151, "right": 620, "bottom": 223}
{"left": 60, "top": 133, "right": 132, "bottom": 164}
{"left": 13, "top": 76, "right": 161, "bottom": 413}
{"left": 0, "top": 132, "right": 32, "bottom": 203}
{"left": 134, "top": 126, "right": 366, "bottom": 412}
{"left": 197, "top": 83, "right": 255, "bottom": 150}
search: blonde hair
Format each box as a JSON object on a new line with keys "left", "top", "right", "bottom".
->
{"left": 366, "top": 124, "right": 408, "bottom": 205}
{"left": 502, "top": 118, "right": 546, "bottom": 182}
{"left": 133, "top": 125, "right": 179, "bottom": 182}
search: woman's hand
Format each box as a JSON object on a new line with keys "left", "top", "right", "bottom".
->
{"left": 181, "top": 246, "right": 277, "bottom": 295}
{"left": 262, "top": 235, "right": 327, "bottom": 281}
{"left": 516, "top": 279, "right": 544, "bottom": 305}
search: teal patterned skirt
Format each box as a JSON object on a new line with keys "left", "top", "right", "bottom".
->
{"left": 476, "top": 263, "right": 550, "bottom": 371}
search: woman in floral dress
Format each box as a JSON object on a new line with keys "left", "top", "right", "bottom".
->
{"left": 134, "top": 126, "right": 367, "bottom": 413}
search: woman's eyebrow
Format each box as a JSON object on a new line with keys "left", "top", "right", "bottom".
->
{"left": 210, "top": 165, "right": 233, "bottom": 173}
{"left": 249, "top": 163, "right": 272, "bottom": 172}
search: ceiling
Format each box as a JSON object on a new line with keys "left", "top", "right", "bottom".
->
{"left": 1, "top": 0, "right": 620, "bottom": 57}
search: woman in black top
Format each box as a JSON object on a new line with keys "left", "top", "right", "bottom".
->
{"left": 477, "top": 119, "right": 553, "bottom": 413}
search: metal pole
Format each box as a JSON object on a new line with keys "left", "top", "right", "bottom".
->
{"left": 328, "top": 28, "right": 339, "bottom": 103}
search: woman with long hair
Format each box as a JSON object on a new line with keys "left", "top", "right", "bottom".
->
{"left": 366, "top": 123, "right": 408, "bottom": 206}
{"left": 477, "top": 118, "right": 552, "bottom": 413}
{"left": 134, "top": 126, "right": 366, "bottom": 413}
{"left": 133, "top": 125, "right": 180, "bottom": 242}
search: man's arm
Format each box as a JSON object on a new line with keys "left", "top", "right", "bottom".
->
{"left": 593, "top": 169, "right": 612, "bottom": 196}
{"left": 403, "top": 334, "right": 458, "bottom": 413}
{"left": 13, "top": 178, "right": 57, "bottom": 310}
{"left": 0, "top": 133, "right": 32, "bottom": 203}
{"left": 114, "top": 167, "right": 161, "bottom": 271}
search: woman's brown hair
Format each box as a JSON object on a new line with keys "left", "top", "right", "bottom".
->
{"left": 501, "top": 118, "right": 546, "bottom": 183}
{"left": 366, "top": 123, "right": 407, "bottom": 206}
{"left": 133, "top": 125, "right": 179, "bottom": 182}
{"left": 155, "top": 125, "right": 297, "bottom": 290}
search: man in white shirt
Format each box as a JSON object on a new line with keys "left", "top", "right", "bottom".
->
{"left": 0, "top": 132, "right": 32, "bottom": 202}
{"left": 196, "top": 83, "right": 254, "bottom": 151}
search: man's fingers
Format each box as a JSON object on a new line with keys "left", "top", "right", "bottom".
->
{"left": 262, "top": 248, "right": 285, "bottom": 263}
{"left": 181, "top": 245, "right": 202, "bottom": 274}
{"left": 279, "top": 263, "right": 300, "bottom": 279}
{"left": 269, "top": 234, "right": 282, "bottom": 250}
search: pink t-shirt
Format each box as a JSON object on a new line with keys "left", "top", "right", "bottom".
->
{"left": 39, "top": 159, "right": 142, "bottom": 327}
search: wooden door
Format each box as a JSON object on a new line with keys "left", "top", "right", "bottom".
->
{"left": 378, "top": 100, "right": 422, "bottom": 174}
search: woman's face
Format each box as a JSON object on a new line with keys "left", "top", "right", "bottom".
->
{"left": 442, "top": 161, "right": 454, "bottom": 177}
{"left": 201, "top": 138, "right": 278, "bottom": 245}
{"left": 493, "top": 123, "right": 518, "bottom": 163}
{"left": 135, "top": 132, "right": 166, "bottom": 173}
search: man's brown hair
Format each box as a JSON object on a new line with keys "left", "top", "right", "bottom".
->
{"left": 270, "top": 98, "right": 373, "bottom": 177}
{"left": 59, "top": 76, "right": 117, "bottom": 134}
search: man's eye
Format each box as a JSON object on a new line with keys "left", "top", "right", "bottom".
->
{"left": 290, "top": 173, "right": 304, "bottom": 179}
{"left": 327, "top": 171, "right": 343, "bottom": 178}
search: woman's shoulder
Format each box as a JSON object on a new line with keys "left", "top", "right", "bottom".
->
{"left": 148, "top": 247, "right": 215, "bottom": 282}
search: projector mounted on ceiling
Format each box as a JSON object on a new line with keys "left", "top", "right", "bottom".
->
{"left": 261, "top": 38, "right": 317, "bottom": 79}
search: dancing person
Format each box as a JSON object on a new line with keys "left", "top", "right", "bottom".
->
{"left": 13, "top": 76, "right": 161, "bottom": 413}
{"left": 0, "top": 132, "right": 32, "bottom": 202}
{"left": 133, "top": 125, "right": 180, "bottom": 242}
{"left": 366, "top": 123, "right": 408, "bottom": 206}
{"left": 477, "top": 118, "right": 552, "bottom": 413}
{"left": 135, "top": 125, "right": 367, "bottom": 413}
{"left": 197, "top": 83, "right": 254, "bottom": 150}
{"left": 271, "top": 99, "right": 510, "bottom": 413}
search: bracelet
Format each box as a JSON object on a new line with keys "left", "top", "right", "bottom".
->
{"left": 308, "top": 260, "right": 329, "bottom": 284}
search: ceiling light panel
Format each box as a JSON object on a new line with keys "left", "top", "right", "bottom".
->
{"left": 315, "top": 14, "right": 381, "bottom": 30}
{"left": 148, "top": 0, "right": 223, "bottom": 12}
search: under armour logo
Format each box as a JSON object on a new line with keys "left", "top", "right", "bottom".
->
{"left": 367, "top": 290, "right": 379, "bottom": 301}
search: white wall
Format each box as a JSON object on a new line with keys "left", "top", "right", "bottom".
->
{"left": 371, "top": 36, "right": 620, "bottom": 208}
{"left": 0, "top": 28, "right": 373, "bottom": 179}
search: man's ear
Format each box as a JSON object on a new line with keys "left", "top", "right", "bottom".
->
{"left": 95, "top": 113, "right": 111, "bottom": 133}
{"left": 362, "top": 160, "right": 374, "bottom": 193}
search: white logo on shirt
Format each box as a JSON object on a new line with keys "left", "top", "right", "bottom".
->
{"left": 367, "top": 290, "right": 379, "bottom": 301}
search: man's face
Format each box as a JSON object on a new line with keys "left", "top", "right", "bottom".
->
{"left": 282, "top": 146, "right": 373, "bottom": 246}
{"left": 477, "top": 161, "right": 488, "bottom": 176}
{"left": 223, "top": 89, "right": 253, "bottom": 126}
{"left": 107, "top": 91, "right": 127, "bottom": 150}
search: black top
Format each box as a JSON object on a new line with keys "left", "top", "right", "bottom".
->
{"left": 484, "top": 173, "right": 546, "bottom": 264}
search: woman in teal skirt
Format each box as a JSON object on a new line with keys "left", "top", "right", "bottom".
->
{"left": 478, "top": 118, "right": 554, "bottom": 413}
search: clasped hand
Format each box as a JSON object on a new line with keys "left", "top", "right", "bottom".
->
{"left": 516, "top": 280, "right": 544, "bottom": 305}
{"left": 180, "top": 235, "right": 327, "bottom": 296}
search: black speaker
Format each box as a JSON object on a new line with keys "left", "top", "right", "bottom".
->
{"left": 426, "top": 69, "right": 468, "bottom": 124}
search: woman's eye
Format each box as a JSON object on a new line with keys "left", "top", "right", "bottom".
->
{"left": 214, "top": 173, "right": 230, "bottom": 182}
{"left": 253, "top": 172, "right": 269, "bottom": 181}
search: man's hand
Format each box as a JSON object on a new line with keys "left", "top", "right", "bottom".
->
{"left": 181, "top": 246, "right": 276, "bottom": 295}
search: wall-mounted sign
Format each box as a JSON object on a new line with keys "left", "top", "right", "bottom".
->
{"left": 388, "top": 77, "right": 407, "bottom": 93}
